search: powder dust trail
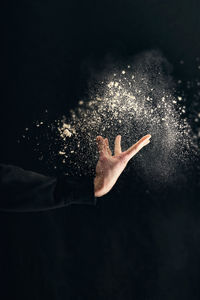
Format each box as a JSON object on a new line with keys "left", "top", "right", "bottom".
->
{"left": 22, "top": 50, "right": 199, "bottom": 190}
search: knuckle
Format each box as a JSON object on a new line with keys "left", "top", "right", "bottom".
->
{"left": 99, "top": 154, "right": 107, "bottom": 162}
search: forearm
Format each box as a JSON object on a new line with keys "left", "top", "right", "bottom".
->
{"left": 0, "top": 164, "right": 96, "bottom": 212}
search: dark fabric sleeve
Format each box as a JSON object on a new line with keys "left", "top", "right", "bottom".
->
{"left": 0, "top": 164, "right": 97, "bottom": 212}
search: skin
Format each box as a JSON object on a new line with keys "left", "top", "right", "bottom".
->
{"left": 94, "top": 134, "right": 151, "bottom": 197}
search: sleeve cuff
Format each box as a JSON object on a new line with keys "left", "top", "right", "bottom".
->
{"left": 70, "top": 175, "right": 97, "bottom": 206}
{"left": 54, "top": 175, "right": 97, "bottom": 207}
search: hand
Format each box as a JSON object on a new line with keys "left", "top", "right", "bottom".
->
{"left": 94, "top": 134, "right": 151, "bottom": 197}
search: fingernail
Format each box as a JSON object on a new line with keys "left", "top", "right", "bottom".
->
{"left": 146, "top": 135, "right": 151, "bottom": 140}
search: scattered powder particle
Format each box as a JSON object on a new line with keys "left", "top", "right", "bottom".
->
{"left": 59, "top": 151, "right": 66, "bottom": 155}
{"left": 63, "top": 129, "right": 72, "bottom": 137}
{"left": 107, "top": 81, "right": 114, "bottom": 88}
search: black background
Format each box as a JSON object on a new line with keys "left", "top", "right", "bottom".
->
{"left": 1, "top": 0, "right": 200, "bottom": 299}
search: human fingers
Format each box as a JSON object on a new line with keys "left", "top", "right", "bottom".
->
{"left": 124, "top": 134, "right": 151, "bottom": 160}
{"left": 96, "top": 136, "right": 107, "bottom": 156}
{"left": 104, "top": 138, "right": 112, "bottom": 156}
{"left": 114, "top": 135, "right": 122, "bottom": 156}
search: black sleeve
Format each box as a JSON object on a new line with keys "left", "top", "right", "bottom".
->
{"left": 0, "top": 164, "right": 97, "bottom": 212}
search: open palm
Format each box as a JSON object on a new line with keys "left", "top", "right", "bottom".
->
{"left": 94, "top": 134, "right": 151, "bottom": 197}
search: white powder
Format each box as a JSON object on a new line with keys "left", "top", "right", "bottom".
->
{"left": 23, "top": 50, "right": 199, "bottom": 187}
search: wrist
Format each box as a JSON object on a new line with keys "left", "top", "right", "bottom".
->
{"left": 94, "top": 176, "right": 105, "bottom": 197}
